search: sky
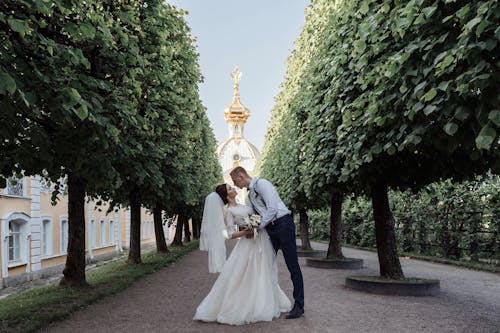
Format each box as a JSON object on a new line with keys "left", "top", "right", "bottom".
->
{"left": 168, "top": 0, "right": 310, "bottom": 151}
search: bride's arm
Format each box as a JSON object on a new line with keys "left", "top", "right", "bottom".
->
{"left": 225, "top": 209, "right": 252, "bottom": 239}
{"left": 231, "top": 229, "right": 253, "bottom": 239}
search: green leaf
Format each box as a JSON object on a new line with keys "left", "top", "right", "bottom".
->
{"left": 409, "top": 135, "right": 422, "bottom": 145}
{"left": 0, "top": 72, "right": 16, "bottom": 95}
{"left": 64, "top": 22, "right": 78, "bottom": 36}
{"left": 476, "top": 19, "right": 488, "bottom": 37}
{"left": 372, "top": 144, "right": 382, "bottom": 154}
{"left": 439, "top": 55, "right": 454, "bottom": 69}
{"left": 423, "top": 105, "right": 437, "bottom": 115}
{"left": 454, "top": 107, "right": 469, "bottom": 121}
{"left": 414, "top": 81, "right": 427, "bottom": 94}
{"left": 438, "top": 81, "right": 450, "bottom": 91}
{"left": 475, "top": 126, "right": 496, "bottom": 150}
{"left": 68, "top": 88, "right": 81, "bottom": 103}
{"left": 79, "top": 23, "right": 96, "bottom": 39}
{"left": 443, "top": 122, "right": 459, "bottom": 136}
{"left": 359, "top": 2, "right": 369, "bottom": 15}
{"left": 422, "top": 88, "right": 437, "bottom": 102}
{"left": 7, "top": 18, "right": 29, "bottom": 36}
{"left": 74, "top": 105, "right": 88, "bottom": 121}
{"left": 488, "top": 110, "right": 500, "bottom": 127}
{"left": 422, "top": 6, "right": 437, "bottom": 18}
{"left": 465, "top": 17, "right": 482, "bottom": 31}
{"left": 456, "top": 5, "right": 471, "bottom": 20}
{"left": 412, "top": 102, "right": 424, "bottom": 112}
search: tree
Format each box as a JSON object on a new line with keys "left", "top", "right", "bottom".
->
{"left": 312, "top": 0, "right": 497, "bottom": 277}
{"left": 263, "top": 0, "right": 499, "bottom": 278}
{"left": 0, "top": 0, "right": 138, "bottom": 285}
{"left": 258, "top": 0, "right": 335, "bottom": 251}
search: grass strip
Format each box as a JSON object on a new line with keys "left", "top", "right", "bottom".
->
{"left": 0, "top": 241, "right": 199, "bottom": 333}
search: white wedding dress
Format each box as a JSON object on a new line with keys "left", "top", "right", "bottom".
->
{"left": 194, "top": 204, "right": 291, "bottom": 325}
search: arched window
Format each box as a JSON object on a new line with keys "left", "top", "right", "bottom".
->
{"left": 8, "top": 222, "right": 21, "bottom": 261}
{"left": 2, "top": 212, "right": 30, "bottom": 273}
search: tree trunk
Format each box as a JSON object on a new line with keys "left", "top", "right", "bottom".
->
{"left": 192, "top": 217, "right": 200, "bottom": 239}
{"left": 327, "top": 192, "right": 344, "bottom": 258}
{"left": 183, "top": 217, "right": 191, "bottom": 242}
{"left": 60, "top": 174, "right": 88, "bottom": 287}
{"left": 299, "top": 208, "right": 312, "bottom": 250}
{"left": 171, "top": 213, "right": 184, "bottom": 246}
{"left": 127, "top": 197, "right": 142, "bottom": 264}
{"left": 154, "top": 205, "right": 168, "bottom": 253}
{"left": 371, "top": 178, "right": 404, "bottom": 279}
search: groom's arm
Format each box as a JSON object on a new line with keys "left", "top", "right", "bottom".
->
{"left": 256, "top": 180, "right": 280, "bottom": 229}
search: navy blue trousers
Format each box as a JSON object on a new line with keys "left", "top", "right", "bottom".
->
{"left": 266, "top": 214, "right": 304, "bottom": 308}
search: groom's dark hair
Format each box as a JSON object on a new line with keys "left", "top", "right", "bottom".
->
{"left": 230, "top": 166, "right": 249, "bottom": 177}
{"left": 215, "top": 184, "right": 229, "bottom": 204}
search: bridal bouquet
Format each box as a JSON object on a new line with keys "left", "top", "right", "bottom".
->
{"left": 234, "top": 214, "right": 261, "bottom": 239}
{"left": 242, "top": 214, "right": 261, "bottom": 230}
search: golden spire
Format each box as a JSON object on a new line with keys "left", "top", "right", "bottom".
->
{"left": 224, "top": 67, "right": 250, "bottom": 123}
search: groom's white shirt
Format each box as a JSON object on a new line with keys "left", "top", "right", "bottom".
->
{"left": 248, "top": 177, "right": 291, "bottom": 229}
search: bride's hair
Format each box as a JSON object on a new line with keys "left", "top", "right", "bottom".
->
{"left": 215, "top": 184, "right": 229, "bottom": 204}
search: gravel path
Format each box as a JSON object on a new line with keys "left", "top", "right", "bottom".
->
{"left": 41, "top": 240, "right": 500, "bottom": 333}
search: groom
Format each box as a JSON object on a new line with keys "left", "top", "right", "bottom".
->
{"left": 230, "top": 166, "right": 304, "bottom": 319}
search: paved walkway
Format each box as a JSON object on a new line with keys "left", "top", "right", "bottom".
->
{"left": 41, "top": 241, "right": 500, "bottom": 333}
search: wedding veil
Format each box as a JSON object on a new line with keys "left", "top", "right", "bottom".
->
{"left": 200, "top": 192, "right": 227, "bottom": 273}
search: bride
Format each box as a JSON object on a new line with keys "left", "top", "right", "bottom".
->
{"left": 194, "top": 183, "right": 291, "bottom": 325}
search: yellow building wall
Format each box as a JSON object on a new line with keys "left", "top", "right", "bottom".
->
{"left": 2, "top": 176, "right": 160, "bottom": 281}
{"left": 41, "top": 255, "right": 67, "bottom": 269}
{"left": 8, "top": 264, "right": 27, "bottom": 277}
{"left": 92, "top": 245, "right": 116, "bottom": 257}
{"left": 40, "top": 192, "right": 68, "bottom": 256}
{"left": 88, "top": 201, "right": 118, "bottom": 248}
{"left": 0, "top": 196, "right": 31, "bottom": 218}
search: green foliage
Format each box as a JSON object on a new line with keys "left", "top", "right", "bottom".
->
{"left": 262, "top": 1, "right": 499, "bottom": 273}
{"left": 301, "top": 0, "right": 498, "bottom": 192}
{"left": 258, "top": 0, "right": 335, "bottom": 208}
{"left": 308, "top": 175, "right": 500, "bottom": 261}
{"left": 0, "top": 1, "right": 221, "bottom": 214}
{"left": 262, "top": 0, "right": 499, "bottom": 208}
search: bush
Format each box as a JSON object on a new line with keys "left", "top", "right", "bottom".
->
{"left": 308, "top": 173, "right": 500, "bottom": 261}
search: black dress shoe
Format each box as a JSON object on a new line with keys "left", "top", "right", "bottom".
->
{"left": 285, "top": 304, "right": 304, "bottom": 319}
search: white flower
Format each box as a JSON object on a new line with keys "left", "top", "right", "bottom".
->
{"left": 241, "top": 214, "right": 261, "bottom": 229}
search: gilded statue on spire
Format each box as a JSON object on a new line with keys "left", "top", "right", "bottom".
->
{"left": 230, "top": 67, "right": 242, "bottom": 85}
